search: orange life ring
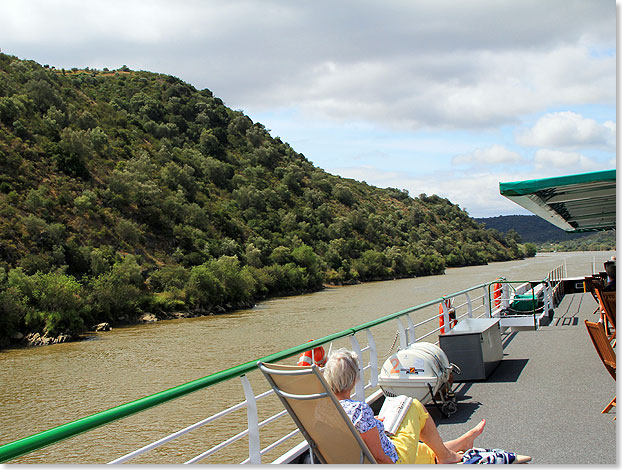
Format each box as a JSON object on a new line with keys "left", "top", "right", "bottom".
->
{"left": 493, "top": 282, "right": 502, "bottom": 309}
{"left": 297, "top": 340, "right": 327, "bottom": 367}
{"left": 439, "top": 297, "right": 457, "bottom": 334}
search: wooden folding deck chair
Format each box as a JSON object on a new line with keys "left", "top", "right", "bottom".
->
{"left": 584, "top": 276, "right": 604, "bottom": 302}
{"left": 257, "top": 361, "right": 377, "bottom": 464}
{"left": 595, "top": 289, "right": 616, "bottom": 345}
{"left": 584, "top": 320, "right": 616, "bottom": 417}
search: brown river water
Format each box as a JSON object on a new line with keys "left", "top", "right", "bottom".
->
{"left": 0, "top": 251, "right": 613, "bottom": 464}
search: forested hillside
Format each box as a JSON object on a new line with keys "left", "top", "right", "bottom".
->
{"left": 476, "top": 215, "right": 616, "bottom": 251}
{"left": 0, "top": 53, "right": 524, "bottom": 347}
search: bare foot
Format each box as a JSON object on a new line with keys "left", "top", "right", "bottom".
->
{"left": 436, "top": 450, "right": 464, "bottom": 464}
{"left": 462, "top": 419, "right": 486, "bottom": 449}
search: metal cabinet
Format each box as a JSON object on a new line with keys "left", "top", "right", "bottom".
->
{"left": 439, "top": 318, "right": 503, "bottom": 381}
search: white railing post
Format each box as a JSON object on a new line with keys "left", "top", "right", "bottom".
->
{"left": 397, "top": 318, "right": 408, "bottom": 350}
{"left": 240, "top": 376, "right": 261, "bottom": 465}
{"left": 501, "top": 283, "right": 510, "bottom": 310}
{"left": 441, "top": 298, "right": 449, "bottom": 332}
{"left": 483, "top": 286, "right": 491, "bottom": 317}
{"left": 365, "top": 329, "right": 378, "bottom": 387}
{"left": 349, "top": 336, "right": 365, "bottom": 401}
{"left": 465, "top": 292, "right": 473, "bottom": 318}
{"left": 404, "top": 315, "right": 416, "bottom": 345}
{"left": 545, "top": 280, "right": 552, "bottom": 316}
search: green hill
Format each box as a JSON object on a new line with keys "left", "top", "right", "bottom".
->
{"left": 475, "top": 215, "right": 585, "bottom": 243}
{"left": 0, "top": 53, "right": 523, "bottom": 347}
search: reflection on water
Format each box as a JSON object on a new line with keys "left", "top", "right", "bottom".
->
{"left": 0, "top": 251, "right": 613, "bottom": 463}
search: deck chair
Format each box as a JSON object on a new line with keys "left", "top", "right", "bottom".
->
{"left": 257, "top": 361, "right": 377, "bottom": 464}
{"left": 584, "top": 276, "right": 604, "bottom": 302}
{"left": 595, "top": 289, "right": 616, "bottom": 345}
{"left": 259, "top": 362, "right": 532, "bottom": 464}
{"left": 584, "top": 320, "right": 616, "bottom": 416}
{"left": 583, "top": 276, "right": 604, "bottom": 319}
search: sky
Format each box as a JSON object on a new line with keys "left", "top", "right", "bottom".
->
{"left": 0, "top": 0, "right": 617, "bottom": 217}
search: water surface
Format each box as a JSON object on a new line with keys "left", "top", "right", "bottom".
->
{"left": 0, "top": 251, "right": 612, "bottom": 463}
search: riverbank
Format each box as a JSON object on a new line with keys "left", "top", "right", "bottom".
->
{"left": 2, "top": 282, "right": 320, "bottom": 350}
{"left": 2, "top": 297, "right": 256, "bottom": 349}
{"left": 1, "top": 265, "right": 459, "bottom": 350}
{"left": 0, "top": 249, "right": 590, "bottom": 351}
{"left": 0, "top": 251, "right": 613, "bottom": 464}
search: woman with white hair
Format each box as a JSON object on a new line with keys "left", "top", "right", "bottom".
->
{"left": 323, "top": 348, "right": 486, "bottom": 464}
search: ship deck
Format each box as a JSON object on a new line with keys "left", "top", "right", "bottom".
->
{"left": 430, "top": 292, "right": 617, "bottom": 465}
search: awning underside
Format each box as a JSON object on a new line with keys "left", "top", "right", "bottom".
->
{"left": 499, "top": 170, "right": 616, "bottom": 233}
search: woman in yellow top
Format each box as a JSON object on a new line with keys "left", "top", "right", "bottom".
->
{"left": 323, "top": 349, "right": 486, "bottom": 464}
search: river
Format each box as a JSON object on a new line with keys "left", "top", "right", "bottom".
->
{"left": 0, "top": 251, "right": 613, "bottom": 464}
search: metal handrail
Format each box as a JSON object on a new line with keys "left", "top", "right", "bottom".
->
{"left": 0, "top": 275, "right": 559, "bottom": 464}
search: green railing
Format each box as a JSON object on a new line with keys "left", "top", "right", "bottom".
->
{"left": 1, "top": 274, "right": 563, "bottom": 463}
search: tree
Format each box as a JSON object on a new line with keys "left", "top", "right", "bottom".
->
{"left": 0, "top": 285, "right": 28, "bottom": 346}
{"left": 505, "top": 229, "right": 522, "bottom": 243}
{"left": 333, "top": 184, "right": 355, "bottom": 206}
{"left": 524, "top": 243, "right": 537, "bottom": 257}
{"left": 187, "top": 262, "right": 224, "bottom": 309}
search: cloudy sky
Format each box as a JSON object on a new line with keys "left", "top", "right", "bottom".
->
{"left": 1, "top": 0, "right": 617, "bottom": 217}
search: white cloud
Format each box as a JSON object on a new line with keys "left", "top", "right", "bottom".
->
{"left": 0, "top": 0, "right": 615, "bottom": 131}
{"left": 533, "top": 149, "right": 606, "bottom": 171}
{"left": 404, "top": 172, "right": 540, "bottom": 217}
{"left": 244, "top": 44, "right": 614, "bottom": 131}
{"left": 452, "top": 145, "right": 524, "bottom": 166}
{"left": 0, "top": 0, "right": 615, "bottom": 218}
{"left": 517, "top": 111, "right": 616, "bottom": 150}
{"left": 329, "top": 166, "right": 534, "bottom": 217}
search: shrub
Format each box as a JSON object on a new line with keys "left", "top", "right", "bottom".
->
{"left": 5, "top": 270, "right": 87, "bottom": 337}
{"left": 88, "top": 256, "right": 145, "bottom": 322}
{"left": 89, "top": 246, "right": 114, "bottom": 276}
{"left": 89, "top": 272, "right": 141, "bottom": 323}
{"left": 524, "top": 243, "right": 537, "bottom": 257}
{"left": 353, "top": 250, "right": 388, "bottom": 281}
{"left": 147, "top": 265, "right": 190, "bottom": 292}
{"left": 209, "top": 256, "right": 257, "bottom": 304}
{"left": 332, "top": 184, "right": 355, "bottom": 206}
{"left": 25, "top": 272, "right": 86, "bottom": 336}
{"left": 291, "top": 244, "right": 324, "bottom": 288}
{"left": 150, "top": 291, "right": 186, "bottom": 313}
{"left": 74, "top": 190, "right": 98, "bottom": 213}
{"left": 187, "top": 263, "right": 224, "bottom": 309}
{"left": 116, "top": 217, "right": 142, "bottom": 245}
{"left": 0, "top": 286, "right": 29, "bottom": 346}
{"left": 264, "top": 263, "right": 307, "bottom": 293}
{"left": 269, "top": 246, "right": 292, "bottom": 265}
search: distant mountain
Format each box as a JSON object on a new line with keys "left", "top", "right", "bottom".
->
{"left": 475, "top": 215, "right": 616, "bottom": 251}
{"left": 474, "top": 215, "right": 585, "bottom": 243}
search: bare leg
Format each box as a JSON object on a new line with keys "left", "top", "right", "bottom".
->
{"left": 419, "top": 416, "right": 463, "bottom": 464}
{"left": 444, "top": 419, "right": 486, "bottom": 452}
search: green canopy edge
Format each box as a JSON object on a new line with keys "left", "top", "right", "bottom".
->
{"left": 499, "top": 169, "right": 616, "bottom": 197}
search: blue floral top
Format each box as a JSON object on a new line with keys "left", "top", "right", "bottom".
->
{"left": 339, "top": 399, "right": 399, "bottom": 463}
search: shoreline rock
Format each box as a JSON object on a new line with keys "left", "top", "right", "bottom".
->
{"left": 24, "top": 332, "right": 72, "bottom": 347}
{"left": 92, "top": 322, "right": 112, "bottom": 332}
{"left": 139, "top": 313, "right": 158, "bottom": 323}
